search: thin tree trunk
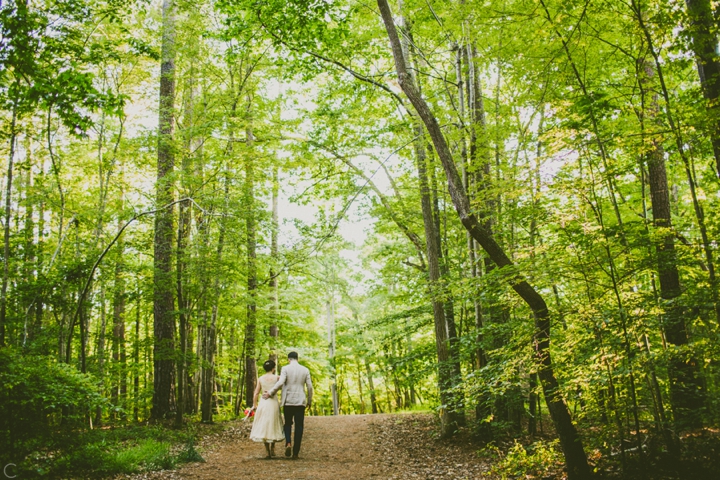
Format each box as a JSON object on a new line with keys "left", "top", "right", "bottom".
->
{"left": 200, "top": 310, "right": 218, "bottom": 423}
{"left": 236, "top": 332, "right": 246, "bottom": 416}
{"left": 34, "top": 160, "right": 45, "bottom": 339}
{"left": 685, "top": 0, "right": 720, "bottom": 178}
{"left": 151, "top": 0, "right": 177, "bottom": 420}
{"left": 463, "top": 40, "right": 494, "bottom": 435}
{"left": 428, "top": 149, "right": 464, "bottom": 424}
{"left": 327, "top": 298, "right": 339, "bottom": 415}
{"left": 1, "top": 103, "right": 18, "bottom": 347}
{"left": 174, "top": 72, "right": 197, "bottom": 427}
{"left": 377, "top": 1, "right": 591, "bottom": 475}
{"left": 79, "top": 284, "right": 89, "bottom": 373}
{"left": 632, "top": 0, "right": 720, "bottom": 325}
{"left": 201, "top": 152, "right": 227, "bottom": 423}
{"left": 112, "top": 188, "right": 127, "bottom": 418}
{"left": 365, "top": 358, "right": 378, "bottom": 414}
{"left": 269, "top": 165, "right": 279, "bottom": 364}
{"left": 641, "top": 61, "right": 705, "bottom": 429}
{"left": 357, "top": 363, "right": 365, "bottom": 414}
{"left": 95, "top": 289, "right": 108, "bottom": 425}
{"left": 22, "top": 143, "right": 35, "bottom": 345}
{"left": 395, "top": 7, "right": 463, "bottom": 437}
{"left": 133, "top": 288, "right": 141, "bottom": 422}
{"left": 243, "top": 118, "right": 258, "bottom": 408}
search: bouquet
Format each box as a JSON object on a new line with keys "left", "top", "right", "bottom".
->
{"left": 243, "top": 407, "right": 255, "bottom": 421}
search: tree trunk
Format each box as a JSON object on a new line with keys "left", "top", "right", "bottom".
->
{"left": 396, "top": 8, "right": 463, "bottom": 437}
{"left": 174, "top": 72, "right": 198, "bottom": 427}
{"left": 377, "top": 0, "right": 591, "bottom": 476}
{"left": 200, "top": 152, "right": 228, "bottom": 423}
{"left": 269, "top": 165, "right": 279, "bottom": 364}
{"left": 632, "top": 0, "right": 720, "bottom": 324}
{"left": 112, "top": 196, "right": 127, "bottom": 418}
{"left": 243, "top": 119, "right": 258, "bottom": 408}
{"left": 327, "top": 299, "right": 339, "bottom": 415}
{"left": 462, "top": 40, "right": 494, "bottom": 435}
{"left": 22, "top": 146, "right": 35, "bottom": 345}
{"left": 34, "top": 160, "right": 45, "bottom": 340}
{"left": 151, "top": 0, "right": 177, "bottom": 420}
{"left": 428, "top": 150, "right": 465, "bottom": 423}
{"left": 419, "top": 142, "right": 461, "bottom": 436}
{"left": 1, "top": 103, "right": 18, "bottom": 347}
{"left": 685, "top": 0, "right": 720, "bottom": 178}
{"left": 200, "top": 310, "right": 218, "bottom": 423}
{"left": 357, "top": 363, "right": 366, "bottom": 414}
{"left": 95, "top": 289, "right": 107, "bottom": 425}
{"left": 365, "top": 358, "right": 378, "bottom": 414}
{"left": 642, "top": 62, "right": 705, "bottom": 429}
{"left": 133, "top": 289, "right": 141, "bottom": 422}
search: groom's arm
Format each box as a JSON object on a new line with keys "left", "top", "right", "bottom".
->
{"left": 305, "top": 371, "right": 313, "bottom": 407}
{"left": 265, "top": 367, "right": 287, "bottom": 398}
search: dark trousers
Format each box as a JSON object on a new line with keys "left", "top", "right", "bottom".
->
{"left": 283, "top": 405, "right": 305, "bottom": 455}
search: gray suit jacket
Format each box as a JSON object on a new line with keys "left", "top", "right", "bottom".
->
{"left": 268, "top": 360, "right": 313, "bottom": 407}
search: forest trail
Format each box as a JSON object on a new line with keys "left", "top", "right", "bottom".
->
{"left": 171, "top": 415, "right": 385, "bottom": 479}
{"left": 128, "top": 413, "right": 492, "bottom": 480}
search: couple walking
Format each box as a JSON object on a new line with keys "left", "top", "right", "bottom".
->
{"left": 249, "top": 351, "right": 313, "bottom": 459}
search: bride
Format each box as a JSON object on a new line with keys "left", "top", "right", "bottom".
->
{"left": 249, "top": 359, "right": 285, "bottom": 458}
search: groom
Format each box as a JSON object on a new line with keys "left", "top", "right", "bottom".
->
{"left": 263, "top": 351, "right": 313, "bottom": 459}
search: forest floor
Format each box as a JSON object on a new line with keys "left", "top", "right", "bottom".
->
{"left": 112, "top": 413, "right": 720, "bottom": 480}
{"left": 118, "top": 413, "right": 496, "bottom": 480}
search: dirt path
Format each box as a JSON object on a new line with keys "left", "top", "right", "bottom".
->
{"left": 152, "top": 415, "right": 395, "bottom": 479}
{"left": 128, "top": 414, "right": 493, "bottom": 480}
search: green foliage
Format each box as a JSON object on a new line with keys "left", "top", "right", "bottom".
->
{"left": 16, "top": 423, "right": 204, "bottom": 478}
{"left": 58, "top": 439, "right": 175, "bottom": 476}
{"left": 176, "top": 437, "right": 205, "bottom": 464}
{"left": 483, "top": 439, "right": 565, "bottom": 479}
{"left": 0, "top": 0, "right": 125, "bottom": 129}
{"left": 0, "top": 348, "right": 102, "bottom": 463}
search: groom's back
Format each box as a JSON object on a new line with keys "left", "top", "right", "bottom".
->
{"left": 281, "top": 362, "right": 311, "bottom": 406}
{"left": 284, "top": 361, "right": 309, "bottom": 385}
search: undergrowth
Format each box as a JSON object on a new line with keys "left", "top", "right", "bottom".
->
{"left": 20, "top": 423, "right": 206, "bottom": 478}
{"left": 479, "top": 438, "right": 565, "bottom": 479}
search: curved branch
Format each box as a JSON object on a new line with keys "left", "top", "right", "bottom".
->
{"left": 64, "top": 197, "right": 198, "bottom": 367}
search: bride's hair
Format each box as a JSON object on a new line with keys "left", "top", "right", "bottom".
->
{"left": 262, "top": 360, "right": 276, "bottom": 372}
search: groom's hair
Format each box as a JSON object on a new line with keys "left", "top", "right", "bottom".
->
{"left": 288, "top": 351, "right": 299, "bottom": 360}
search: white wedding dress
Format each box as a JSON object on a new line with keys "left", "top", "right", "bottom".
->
{"left": 249, "top": 375, "right": 285, "bottom": 443}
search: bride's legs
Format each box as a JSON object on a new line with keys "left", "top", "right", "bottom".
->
{"left": 264, "top": 442, "right": 272, "bottom": 458}
{"left": 270, "top": 441, "right": 276, "bottom": 457}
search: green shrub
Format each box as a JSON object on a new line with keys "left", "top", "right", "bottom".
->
{"left": 176, "top": 437, "right": 205, "bottom": 464}
{"left": 0, "top": 349, "right": 205, "bottom": 478}
{"left": 485, "top": 439, "right": 564, "bottom": 479}
{"left": 54, "top": 438, "right": 176, "bottom": 476}
{"left": 0, "top": 348, "right": 102, "bottom": 463}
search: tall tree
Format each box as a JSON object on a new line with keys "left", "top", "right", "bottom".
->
{"left": 396, "top": 9, "right": 464, "bottom": 437}
{"left": 684, "top": 0, "right": 720, "bottom": 178}
{"left": 641, "top": 61, "right": 705, "bottom": 429}
{"left": 152, "top": 0, "right": 178, "bottom": 420}
{"left": 376, "top": 0, "right": 592, "bottom": 476}
{"left": 243, "top": 107, "right": 258, "bottom": 408}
